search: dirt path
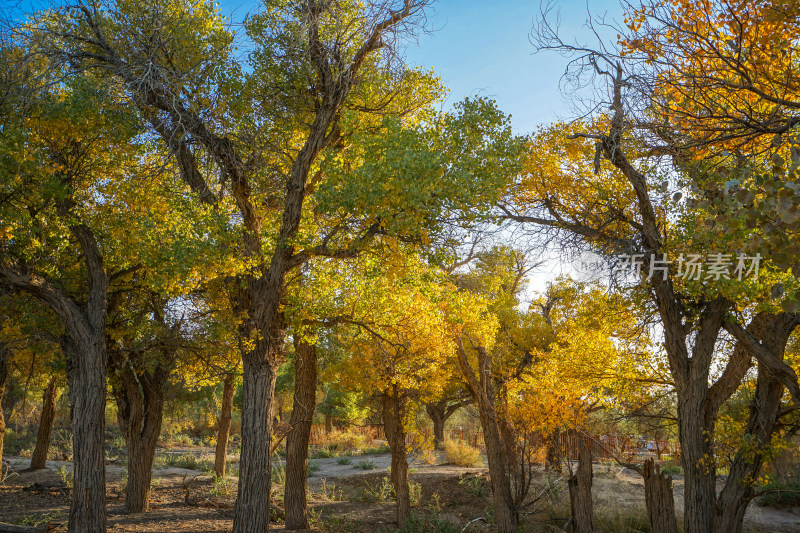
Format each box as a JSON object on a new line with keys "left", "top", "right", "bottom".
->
{"left": 2, "top": 454, "right": 799, "bottom": 532}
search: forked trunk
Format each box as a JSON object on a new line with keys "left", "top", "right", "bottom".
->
{"left": 214, "top": 372, "right": 236, "bottom": 478}
{"left": 568, "top": 443, "right": 593, "bottom": 533}
{"left": 232, "top": 348, "right": 279, "bottom": 533}
{"left": 425, "top": 402, "right": 446, "bottom": 449}
{"left": 456, "top": 340, "right": 518, "bottom": 533}
{"left": 30, "top": 376, "right": 59, "bottom": 470}
{"left": 285, "top": 339, "right": 317, "bottom": 529}
{"left": 643, "top": 459, "right": 677, "bottom": 533}
{"left": 124, "top": 428, "right": 160, "bottom": 513}
{"left": 714, "top": 366, "right": 785, "bottom": 533}
{"left": 111, "top": 355, "right": 168, "bottom": 514}
{"left": 382, "top": 388, "right": 410, "bottom": 525}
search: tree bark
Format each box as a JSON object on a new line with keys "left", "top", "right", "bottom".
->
{"left": 285, "top": 339, "right": 317, "bottom": 530}
{"left": 214, "top": 372, "right": 236, "bottom": 478}
{"left": 110, "top": 350, "right": 169, "bottom": 514}
{"left": 425, "top": 403, "right": 445, "bottom": 448}
{"left": 643, "top": 459, "right": 678, "bottom": 533}
{"left": 232, "top": 346, "right": 279, "bottom": 533}
{"left": 424, "top": 396, "right": 470, "bottom": 449}
{"left": 324, "top": 413, "right": 333, "bottom": 434}
{"left": 568, "top": 443, "right": 593, "bottom": 533}
{"left": 455, "top": 338, "right": 518, "bottom": 533}
{"left": 64, "top": 334, "right": 107, "bottom": 533}
{"left": 0, "top": 344, "right": 9, "bottom": 474}
{"left": 713, "top": 314, "right": 797, "bottom": 533}
{"left": 383, "top": 387, "right": 410, "bottom": 525}
{"left": 29, "top": 376, "right": 59, "bottom": 471}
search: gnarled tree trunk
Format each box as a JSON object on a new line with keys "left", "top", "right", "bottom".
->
{"left": 456, "top": 339, "right": 518, "bottom": 533}
{"left": 214, "top": 372, "right": 236, "bottom": 478}
{"left": 29, "top": 376, "right": 58, "bottom": 471}
{"left": 424, "top": 395, "right": 471, "bottom": 449}
{"left": 713, "top": 314, "right": 798, "bottom": 533}
{"left": 425, "top": 403, "right": 446, "bottom": 448}
{"left": 643, "top": 459, "right": 677, "bottom": 533}
{"left": 285, "top": 338, "right": 317, "bottom": 529}
{"left": 383, "top": 386, "right": 410, "bottom": 525}
{"left": 110, "top": 351, "right": 169, "bottom": 514}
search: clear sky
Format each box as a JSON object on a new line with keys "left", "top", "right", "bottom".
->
{"left": 401, "top": 0, "right": 624, "bottom": 134}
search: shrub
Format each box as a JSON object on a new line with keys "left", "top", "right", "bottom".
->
{"left": 418, "top": 449, "right": 438, "bottom": 465}
{"left": 409, "top": 480, "right": 422, "bottom": 507}
{"left": 271, "top": 460, "right": 286, "bottom": 485}
{"left": 458, "top": 474, "right": 486, "bottom": 497}
{"left": 443, "top": 440, "right": 481, "bottom": 467}
{"left": 360, "top": 476, "right": 393, "bottom": 503}
{"left": 355, "top": 459, "right": 377, "bottom": 470}
{"left": 757, "top": 474, "right": 800, "bottom": 507}
{"left": 337, "top": 457, "right": 352, "bottom": 465}
{"left": 307, "top": 461, "right": 321, "bottom": 477}
{"left": 659, "top": 464, "right": 683, "bottom": 476}
{"left": 362, "top": 444, "right": 391, "bottom": 455}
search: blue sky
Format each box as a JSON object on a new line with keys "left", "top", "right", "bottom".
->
{"left": 401, "top": 0, "right": 623, "bottom": 134}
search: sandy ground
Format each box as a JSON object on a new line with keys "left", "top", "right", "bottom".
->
{"left": 2, "top": 453, "right": 800, "bottom": 531}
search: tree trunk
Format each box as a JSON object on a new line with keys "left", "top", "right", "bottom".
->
{"left": 0, "top": 345, "right": 9, "bottom": 474}
{"left": 714, "top": 358, "right": 788, "bottom": 531}
{"left": 232, "top": 347, "right": 279, "bottom": 533}
{"left": 568, "top": 443, "right": 593, "bottom": 533}
{"left": 677, "top": 381, "right": 717, "bottom": 533}
{"left": 285, "top": 339, "right": 317, "bottom": 530}
{"left": 455, "top": 339, "right": 518, "bottom": 533}
{"left": 425, "top": 402, "right": 446, "bottom": 449}
{"left": 214, "top": 372, "right": 236, "bottom": 478}
{"left": 643, "top": 459, "right": 678, "bottom": 533}
{"left": 546, "top": 428, "right": 563, "bottom": 473}
{"left": 65, "top": 335, "right": 108, "bottom": 533}
{"left": 111, "top": 353, "right": 168, "bottom": 514}
{"left": 383, "top": 387, "right": 410, "bottom": 525}
{"left": 29, "top": 376, "right": 59, "bottom": 471}
{"left": 324, "top": 413, "right": 333, "bottom": 434}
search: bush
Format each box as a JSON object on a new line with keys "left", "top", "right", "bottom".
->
{"left": 271, "top": 460, "right": 286, "bottom": 485}
{"left": 443, "top": 440, "right": 481, "bottom": 467}
{"left": 659, "top": 463, "right": 683, "bottom": 476}
{"left": 362, "top": 444, "right": 391, "bottom": 455}
{"left": 757, "top": 475, "right": 800, "bottom": 507}
{"left": 307, "top": 461, "right": 321, "bottom": 477}
{"left": 336, "top": 457, "right": 352, "bottom": 465}
{"left": 360, "top": 476, "right": 394, "bottom": 503}
{"left": 355, "top": 459, "right": 377, "bottom": 470}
